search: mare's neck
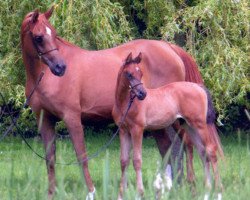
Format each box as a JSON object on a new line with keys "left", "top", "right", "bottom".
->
{"left": 22, "top": 51, "right": 47, "bottom": 85}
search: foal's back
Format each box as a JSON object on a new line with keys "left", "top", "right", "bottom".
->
{"left": 141, "top": 82, "right": 207, "bottom": 130}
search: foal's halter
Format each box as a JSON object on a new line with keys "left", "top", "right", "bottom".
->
{"left": 129, "top": 82, "right": 143, "bottom": 98}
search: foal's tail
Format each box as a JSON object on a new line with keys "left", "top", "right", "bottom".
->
{"left": 169, "top": 42, "right": 224, "bottom": 158}
{"left": 204, "top": 87, "right": 224, "bottom": 159}
{"left": 168, "top": 43, "right": 204, "bottom": 84}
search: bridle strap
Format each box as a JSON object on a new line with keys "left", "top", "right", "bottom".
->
{"left": 129, "top": 82, "right": 143, "bottom": 90}
{"left": 27, "top": 24, "right": 58, "bottom": 59}
{"left": 37, "top": 48, "right": 58, "bottom": 57}
{"left": 129, "top": 82, "right": 143, "bottom": 96}
{"left": 24, "top": 70, "right": 45, "bottom": 108}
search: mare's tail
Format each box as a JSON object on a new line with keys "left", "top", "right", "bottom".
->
{"left": 204, "top": 87, "right": 224, "bottom": 159}
{"left": 168, "top": 43, "right": 204, "bottom": 84}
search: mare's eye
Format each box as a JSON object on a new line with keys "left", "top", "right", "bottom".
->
{"left": 34, "top": 36, "right": 43, "bottom": 44}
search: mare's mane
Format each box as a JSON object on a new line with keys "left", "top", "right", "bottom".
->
{"left": 21, "top": 11, "right": 76, "bottom": 48}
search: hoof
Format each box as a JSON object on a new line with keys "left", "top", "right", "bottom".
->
{"left": 204, "top": 192, "right": 209, "bottom": 200}
{"left": 153, "top": 173, "right": 165, "bottom": 200}
{"left": 86, "top": 187, "right": 95, "bottom": 200}
{"left": 48, "top": 193, "right": 53, "bottom": 200}
{"left": 216, "top": 193, "right": 222, "bottom": 200}
{"left": 117, "top": 193, "right": 123, "bottom": 200}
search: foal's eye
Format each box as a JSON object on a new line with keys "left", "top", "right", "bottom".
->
{"left": 126, "top": 73, "right": 133, "bottom": 80}
{"left": 34, "top": 36, "right": 43, "bottom": 44}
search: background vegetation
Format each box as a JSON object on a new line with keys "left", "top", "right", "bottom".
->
{"left": 0, "top": 1, "right": 249, "bottom": 199}
{"left": 0, "top": 0, "right": 249, "bottom": 134}
{"left": 0, "top": 130, "right": 250, "bottom": 199}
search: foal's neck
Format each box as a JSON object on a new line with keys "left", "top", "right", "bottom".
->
{"left": 115, "top": 74, "right": 131, "bottom": 108}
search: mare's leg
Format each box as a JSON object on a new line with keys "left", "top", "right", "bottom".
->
{"left": 118, "top": 128, "right": 132, "bottom": 200}
{"left": 64, "top": 114, "right": 95, "bottom": 198}
{"left": 153, "top": 127, "right": 184, "bottom": 185}
{"left": 130, "top": 126, "right": 144, "bottom": 196}
{"left": 37, "top": 111, "right": 56, "bottom": 199}
{"left": 153, "top": 129, "right": 171, "bottom": 158}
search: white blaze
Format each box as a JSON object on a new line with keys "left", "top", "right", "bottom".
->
{"left": 46, "top": 26, "right": 52, "bottom": 36}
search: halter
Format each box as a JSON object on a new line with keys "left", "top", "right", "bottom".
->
{"left": 37, "top": 47, "right": 59, "bottom": 58}
{"left": 27, "top": 20, "right": 59, "bottom": 59}
{"left": 129, "top": 82, "right": 143, "bottom": 98}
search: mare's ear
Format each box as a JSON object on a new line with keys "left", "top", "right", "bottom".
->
{"left": 134, "top": 52, "right": 142, "bottom": 64}
{"left": 31, "top": 9, "right": 39, "bottom": 23}
{"left": 44, "top": 6, "right": 54, "bottom": 19}
{"left": 125, "top": 52, "right": 133, "bottom": 63}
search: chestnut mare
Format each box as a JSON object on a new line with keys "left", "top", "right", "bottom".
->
{"left": 21, "top": 7, "right": 205, "bottom": 199}
{"left": 112, "top": 53, "right": 224, "bottom": 199}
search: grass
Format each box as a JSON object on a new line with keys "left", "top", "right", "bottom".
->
{"left": 0, "top": 128, "right": 249, "bottom": 200}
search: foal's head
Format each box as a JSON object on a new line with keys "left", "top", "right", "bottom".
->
{"left": 21, "top": 7, "right": 66, "bottom": 76}
{"left": 122, "top": 52, "right": 147, "bottom": 100}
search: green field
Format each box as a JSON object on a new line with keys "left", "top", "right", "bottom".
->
{"left": 0, "top": 129, "right": 249, "bottom": 200}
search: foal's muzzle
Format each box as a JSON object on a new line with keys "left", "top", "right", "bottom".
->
{"left": 137, "top": 90, "right": 147, "bottom": 100}
{"left": 130, "top": 83, "right": 147, "bottom": 100}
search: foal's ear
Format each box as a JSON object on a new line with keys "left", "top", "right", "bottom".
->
{"left": 125, "top": 52, "right": 133, "bottom": 63}
{"left": 134, "top": 52, "right": 142, "bottom": 64}
{"left": 44, "top": 6, "right": 54, "bottom": 19}
{"left": 31, "top": 9, "right": 39, "bottom": 23}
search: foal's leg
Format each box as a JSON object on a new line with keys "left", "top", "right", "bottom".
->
{"left": 64, "top": 114, "right": 95, "bottom": 198}
{"left": 118, "top": 128, "right": 132, "bottom": 200}
{"left": 184, "top": 125, "right": 212, "bottom": 189}
{"left": 37, "top": 111, "right": 56, "bottom": 199}
{"left": 200, "top": 125, "right": 223, "bottom": 200}
{"left": 205, "top": 125, "right": 223, "bottom": 192}
{"left": 130, "top": 126, "right": 144, "bottom": 196}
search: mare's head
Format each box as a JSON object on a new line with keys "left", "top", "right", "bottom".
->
{"left": 21, "top": 7, "right": 66, "bottom": 76}
{"left": 122, "top": 52, "right": 147, "bottom": 100}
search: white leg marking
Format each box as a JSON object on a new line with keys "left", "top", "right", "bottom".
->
{"left": 204, "top": 192, "right": 209, "bottom": 200}
{"left": 217, "top": 193, "right": 222, "bottom": 200}
{"left": 86, "top": 187, "right": 95, "bottom": 200}
{"left": 153, "top": 173, "right": 165, "bottom": 200}
{"left": 164, "top": 164, "right": 173, "bottom": 190}
{"left": 154, "top": 173, "right": 164, "bottom": 191}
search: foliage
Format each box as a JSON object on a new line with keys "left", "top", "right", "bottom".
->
{"left": 160, "top": 0, "right": 249, "bottom": 123}
{"left": 0, "top": 0, "right": 249, "bottom": 134}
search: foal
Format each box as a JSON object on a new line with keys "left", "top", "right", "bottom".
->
{"left": 112, "top": 53, "right": 223, "bottom": 199}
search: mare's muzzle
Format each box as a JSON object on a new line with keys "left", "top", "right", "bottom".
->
{"left": 41, "top": 51, "right": 67, "bottom": 77}
{"left": 51, "top": 62, "right": 66, "bottom": 76}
